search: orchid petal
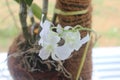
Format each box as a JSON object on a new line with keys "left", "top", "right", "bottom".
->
{"left": 51, "top": 51, "right": 60, "bottom": 61}
{"left": 56, "top": 24, "right": 63, "bottom": 34}
{"left": 55, "top": 45, "right": 73, "bottom": 60}
{"left": 39, "top": 48, "right": 50, "bottom": 60}
{"left": 47, "top": 31, "right": 60, "bottom": 44}
{"left": 64, "top": 26, "right": 72, "bottom": 30}
{"left": 40, "top": 20, "right": 54, "bottom": 40}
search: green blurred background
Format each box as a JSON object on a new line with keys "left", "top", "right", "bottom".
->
{"left": 0, "top": 0, "right": 120, "bottom": 52}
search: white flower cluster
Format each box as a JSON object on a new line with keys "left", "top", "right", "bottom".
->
{"left": 38, "top": 20, "right": 90, "bottom": 61}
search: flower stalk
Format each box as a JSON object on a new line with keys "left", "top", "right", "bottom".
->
{"left": 41, "top": 0, "right": 48, "bottom": 22}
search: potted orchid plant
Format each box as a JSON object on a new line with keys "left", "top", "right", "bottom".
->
{"left": 8, "top": 0, "right": 94, "bottom": 80}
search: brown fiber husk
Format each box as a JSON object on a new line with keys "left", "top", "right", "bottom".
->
{"left": 7, "top": 34, "right": 61, "bottom": 80}
{"left": 7, "top": 0, "right": 93, "bottom": 80}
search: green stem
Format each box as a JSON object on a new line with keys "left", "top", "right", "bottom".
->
{"left": 75, "top": 34, "right": 92, "bottom": 80}
{"left": 19, "top": 0, "right": 31, "bottom": 42}
{"left": 42, "top": 0, "right": 48, "bottom": 22}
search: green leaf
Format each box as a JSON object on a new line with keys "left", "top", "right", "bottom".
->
{"left": 31, "top": 3, "right": 42, "bottom": 20}
{"left": 24, "top": 0, "right": 33, "bottom": 6}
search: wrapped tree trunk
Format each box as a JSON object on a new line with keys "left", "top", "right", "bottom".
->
{"left": 56, "top": 0, "right": 93, "bottom": 80}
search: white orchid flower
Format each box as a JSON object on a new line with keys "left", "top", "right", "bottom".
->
{"left": 39, "top": 42, "right": 59, "bottom": 60}
{"left": 55, "top": 26, "right": 90, "bottom": 60}
{"left": 39, "top": 20, "right": 60, "bottom": 60}
{"left": 38, "top": 20, "right": 90, "bottom": 61}
{"left": 56, "top": 32, "right": 89, "bottom": 60}
{"left": 63, "top": 30, "right": 90, "bottom": 51}
{"left": 54, "top": 44, "right": 73, "bottom": 60}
